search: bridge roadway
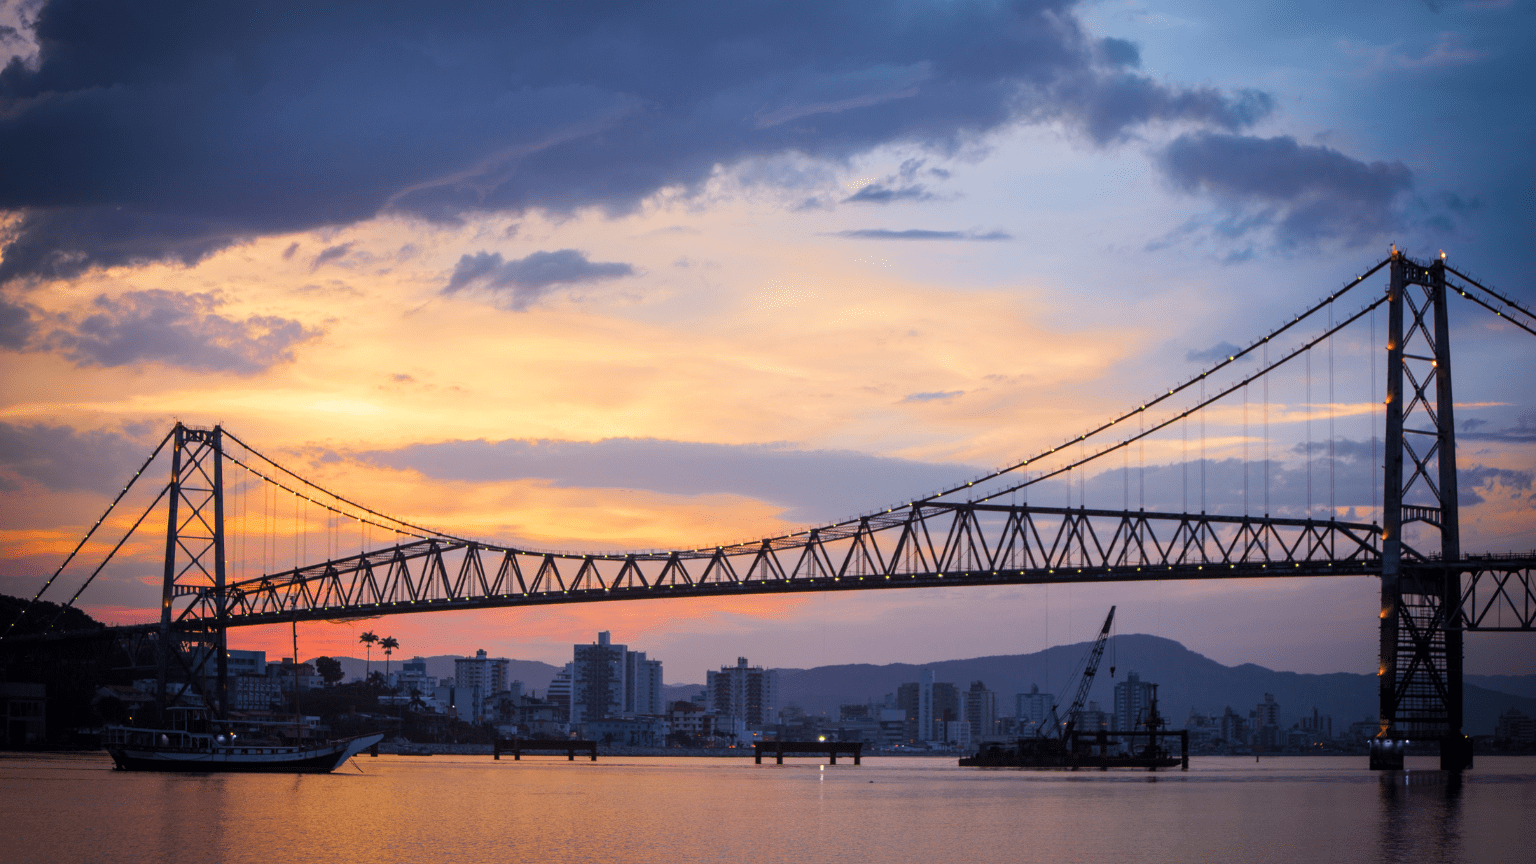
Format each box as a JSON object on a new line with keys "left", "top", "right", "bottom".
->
{"left": 168, "top": 502, "right": 1390, "bottom": 630}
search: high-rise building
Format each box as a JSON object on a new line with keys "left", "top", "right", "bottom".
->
{"left": 896, "top": 682, "right": 920, "bottom": 742}
{"left": 573, "top": 632, "right": 627, "bottom": 725}
{"left": 962, "top": 681, "right": 997, "bottom": 736}
{"left": 1113, "top": 671, "right": 1155, "bottom": 731}
{"left": 1016, "top": 683, "right": 1055, "bottom": 734}
{"left": 900, "top": 670, "right": 959, "bottom": 742}
{"left": 1253, "top": 693, "right": 1281, "bottom": 749}
{"left": 1254, "top": 693, "right": 1280, "bottom": 727}
{"left": 918, "top": 669, "right": 935, "bottom": 743}
{"left": 571, "top": 632, "right": 666, "bottom": 725}
{"left": 624, "top": 650, "right": 664, "bottom": 716}
{"left": 546, "top": 665, "right": 573, "bottom": 722}
{"left": 1219, "top": 706, "right": 1249, "bottom": 745}
{"left": 706, "top": 657, "right": 777, "bottom": 726}
{"left": 455, "top": 649, "right": 509, "bottom": 724}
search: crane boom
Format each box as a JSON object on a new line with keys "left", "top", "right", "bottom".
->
{"left": 1053, "top": 605, "right": 1115, "bottom": 739}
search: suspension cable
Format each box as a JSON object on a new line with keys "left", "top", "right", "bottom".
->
{"left": 2, "top": 427, "right": 174, "bottom": 640}
{"left": 223, "top": 430, "right": 465, "bottom": 542}
{"left": 1444, "top": 270, "right": 1536, "bottom": 338}
{"left": 222, "top": 451, "right": 437, "bottom": 543}
{"left": 1445, "top": 265, "right": 1536, "bottom": 334}
{"left": 921, "top": 258, "right": 1391, "bottom": 504}
{"left": 46, "top": 484, "right": 172, "bottom": 629}
{"left": 970, "top": 293, "right": 1390, "bottom": 505}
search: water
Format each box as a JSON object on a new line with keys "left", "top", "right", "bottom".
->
{"left": 1, "top": 753, "right": 1529, "bottom": 863}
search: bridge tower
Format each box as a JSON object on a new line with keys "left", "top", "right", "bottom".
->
{"left": 155, "top": 423, "right": 229, "bottom": 719}
{"left": 1374, "top": 252, "right": 1472, "bottom": 771}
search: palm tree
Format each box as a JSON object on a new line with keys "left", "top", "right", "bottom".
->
{"left": 359, "top": 631, "right": 378, "bottom": 685}
{"left": 380, "top": 636, "right": 399, "bottom": 689}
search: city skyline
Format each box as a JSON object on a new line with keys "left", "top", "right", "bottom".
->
{"left": 2, "top": 1, "right": 1532, "bottom": 682}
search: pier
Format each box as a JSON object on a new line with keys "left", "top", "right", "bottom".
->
{"left": 493, "top": 738, "right": 598, "bottom": 761}
{"left": 753, "top": 741, "right": 863, "bottom": 765}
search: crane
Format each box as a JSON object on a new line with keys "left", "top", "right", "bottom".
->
{"left": 1041, "top": 605, "right": 1116, "bottom": 739}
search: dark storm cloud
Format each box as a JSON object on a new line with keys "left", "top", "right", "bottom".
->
{"left": 1097, "top": 37, "right": 1140, "bottom": 69}
{"left": 0, "top": 0, "right": 1270, "bottom": 283}
{"left": 834, "top": 229, "right": 1011, "bottom": 241}
{"left": 842, "top": 157, "right": 947, "bottom": 204}
{"left": 1458, "top": 465, "right": 1533, "bottom": 508}
{"left": 43, "top": 290, "right": 319, "bottom": 373}
{"left": 1158, "top": 132, "right": 1413, "bottom": 246}
{"left": 441, "top": 249, "right": 634, "bottom": 310}
{"left": 0, "top": 423, "right": 149, "bottom": 494}
{"left": 1070, "top": 79, "right": 1272, "bottom": 146}
{"left": 1460, "top": 417, "right": 1536, "bottom": 443}
{"left": 1185, "top": 341, "right": 1245, "bottom": 363}
{"left": 843, "top": 183, "right": 933, "bottom": 204}
{"left": 0, "top": 295, "right": 31, "bottom": 348}
{"left": 310, "top": 242, "right": 353, "bottom": 271}
{"left": 354, "top": 437, "right": 983, "bottom": 523}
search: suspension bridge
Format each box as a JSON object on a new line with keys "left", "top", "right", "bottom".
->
{"left": 3, "top": 251, "right": 1533, "bottom": 770}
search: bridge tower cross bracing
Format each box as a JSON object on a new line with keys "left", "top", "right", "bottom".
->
{"left": 156, "top": 423, "right": 229, "bottom": 719}
{"left": 1374, "top": 252, "right": 1471, "bottom": 771}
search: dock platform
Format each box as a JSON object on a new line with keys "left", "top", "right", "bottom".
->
{"left": 753, "top": 741, "right": 863, "bottom": 765}
{"left": 493, "top": 738, "right": 598, "bottom": 761}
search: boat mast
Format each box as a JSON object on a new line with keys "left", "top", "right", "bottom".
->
{"left": 292, "top": 617, "right": 301, "bottom": 745}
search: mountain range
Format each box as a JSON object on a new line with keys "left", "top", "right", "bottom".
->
{"left": 311, "top": 635, "right": 1535, "bottom": 735}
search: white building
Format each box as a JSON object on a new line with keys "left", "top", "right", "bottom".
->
{"left": 455, "top": 649, "right": 509, "bottom": 724}
{"left": 706, "top": 657, "right": 778, "bottom": 727}
{"left": 962, "top": 681, "right": 997, "bottom": 736}
{"left": 394, "top": 655, "right": 435, "bottom": 699}
{"left": 230, "top": 674, "right": 281, "bottom": 711}
{"left": 1114, "top": 671, "right": 1155, "bottom": 731}
{"left": 945, "top": 720, "right": 972, "bottom": 749}
{"left": 547, "top": 665, "right": 573, "bottom": 722}
{"left": 1016, "top": 683, "right": 1055, "bottom": 734}
{"left": 625, "top": 651, "right": 664, "bottom": 716}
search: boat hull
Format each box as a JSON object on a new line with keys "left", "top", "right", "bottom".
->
{"left": 107, "top": 733, "right": 382, "bottom": 773}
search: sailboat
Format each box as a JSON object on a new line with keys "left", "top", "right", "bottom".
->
{"left": 105, "top": 621, "right": 381, "bottom": 773}
{"left": 105, "top": 715, "right": 382, "bottom": 773}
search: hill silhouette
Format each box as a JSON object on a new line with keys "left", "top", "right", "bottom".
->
{"left": 306, "top": 635, "right": 1535, "bottom": 735}
{"left": 764, "top": 634, "right": 1534, "bottom": 736}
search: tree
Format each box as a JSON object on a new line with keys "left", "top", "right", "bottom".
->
{"left": 380, "top": 636, "right": 399, "bottom": 688}
{"left": 314, "top": 655, "right": 345, "bottom": 686}
{"left": 359, "top": 631, "right": 378, "bottom": 685}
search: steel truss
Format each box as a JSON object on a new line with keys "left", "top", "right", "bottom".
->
{"left": 1451, "top": 554, "right": 1536, "bottom": 631}
{"left": 178, "top": 504, "right": 1383, "bottom": 627}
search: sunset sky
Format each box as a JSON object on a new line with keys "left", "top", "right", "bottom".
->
{"left": 2, "top": 1, "right": 1532, "bottom": 687}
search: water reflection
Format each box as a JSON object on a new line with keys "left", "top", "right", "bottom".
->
{"left": 1376, "top": 770, "right": 1463, "bottom": 864}
{"left": 0, "top": 754, "right": 1528, "bottom": 864}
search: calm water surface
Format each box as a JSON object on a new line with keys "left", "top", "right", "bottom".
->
{"left": 1, "top": 753, "right": 1529, "bottom": 863}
